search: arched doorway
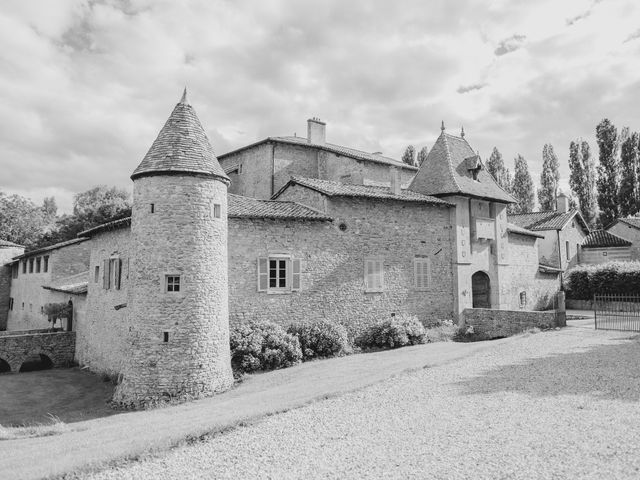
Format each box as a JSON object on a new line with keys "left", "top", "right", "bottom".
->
{"left": 472, "top": 271, "right": 491, "bottom": 308}
{"left": 0, "top": 358, "right": 10, "bottom": 374}
{"left": 19, "top": 354, "right": 53, "bottom": 373}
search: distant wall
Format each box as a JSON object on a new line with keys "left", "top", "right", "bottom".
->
{"left": 462, "top": 308, "right": 557, "bottom": 338}
{"left": 0, "top": 245, "right": 24, "bottom": 330}
{"left": 0, "top": 331, "right": 75, "bottom": 373}
{"left": 580, "top": 247, "right": 631, "bottom": 265}
{"left": 607, "top": 222, "right": 640, "bottom": 260}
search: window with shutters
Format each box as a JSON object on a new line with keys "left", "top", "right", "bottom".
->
{"left": 364, "top": 257, "right": 384, "bottom": 292}
{"left": 103, "top": 257, "right": 122, "bottom": 290}
{"left": 413, "top": 257, "right": 431, "bottom": 291}
{"left": 257, "top": 255, "right": 301, "bottom": 293}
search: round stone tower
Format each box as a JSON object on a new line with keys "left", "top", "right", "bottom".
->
{"left": 113, "top": 89, "right": 233, "bottom": 407}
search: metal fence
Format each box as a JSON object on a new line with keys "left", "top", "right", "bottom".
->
{"left": 593, "top": 294, "right": 640, "bottom": 332}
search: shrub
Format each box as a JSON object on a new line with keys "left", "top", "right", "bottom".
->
{"left": 565, "top": 261, "right": 640, "bottom": 299}
{"left": 425, "top": 319, "right": 458, "bottom": 342}
{"left": 355, "top": 314, "right": 427, "bottom": 350}
{"left": 229, "top": 321, "right": 302, "bottom": 374}
{"left": 287, "top": 319, "right": 352, "bottom": 360}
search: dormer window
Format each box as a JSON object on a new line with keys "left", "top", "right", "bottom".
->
{"left": 466, "top": 155, "right": 482, "bottom": 181}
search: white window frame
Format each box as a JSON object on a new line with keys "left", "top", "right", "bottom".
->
{"left": 364, "top": 257, "right": 384, "bottom": 293}
{"left": 165, "top": 274, "right": 181, "bottom": 293}
{"left": 413, "top": 257, "right": 431, "bottom": 291}
{"left": 257, "top": 254, "right": 301, "bottom": 294}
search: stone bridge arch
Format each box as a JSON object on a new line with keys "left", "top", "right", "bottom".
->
{"left": 0, "top": 331, "right": 75, "bottom": 373}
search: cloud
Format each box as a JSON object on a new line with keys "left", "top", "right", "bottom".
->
{"left": 494, "top": 34, "right": 527, "bottom": 56}
{"left": 624, "top": 29, "right": 640, "bottom": 43}
{"left": 457, "top": 83, "right": 487, "bottom": 94}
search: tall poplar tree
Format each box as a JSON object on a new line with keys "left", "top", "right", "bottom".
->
{"left": 538, "top": 144, "right": 560, "bottom": 211}
{"left": 511, "top": 154, "right": 535, "bottom": 214}
{"left": 401, "top": 145, "right": 416, "bottom": 166}
{"left": 569, "top": 139, "right": 598, "bottom": 227}
{"left": 416, "top": 146, "right": 429, "bottom": 166}
{"left": 486, "top": 147, "right": 512, "bottom": 192}
{"left": 596, "top": 118, "right": 619, "bottom": 226}
{"left": 619, "top": 131, "right": 640, "bottom": 217}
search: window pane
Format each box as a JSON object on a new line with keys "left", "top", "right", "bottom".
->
{"left": 270, "top": 260, "right": 276, "bottom": 269}
{"left": 279, "top": 278, "right": 286, "bottom": 287}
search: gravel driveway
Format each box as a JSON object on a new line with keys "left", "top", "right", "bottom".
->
{"left": 81, "top": 327, "right": 640, "bottom": 480}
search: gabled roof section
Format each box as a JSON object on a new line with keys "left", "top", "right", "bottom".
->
{"left": 218, "top": 136, "right": 418, "bottom": 171}
{"left": 13, "top": 237, "right": 89, "bottom": 261}
{"left": 228, "top": 194, "right": 332, "bottom": 221}
{"left": 506, "top": 223, "right": 545, "bottom": 238}
{"left": 0, "top": 239, "right": 23, "bottom": 248}
{"left": 610, "top": 217, "right": 640, "bottom": 231}
{"left": 408, "top": 131, "right": 515, "bottom": 203}
{"left": 582, "top": 230, "right": 632, "bottom": 248}
{"left": 273, "top": 176, "right": 452, "bottom": 205}
{"left": 78, "top": 217, "right": 132, "bottom": 238}
{"left": 508, "top": 209, "right": 589, "bottom": 232}
{"left": 131, "top": 89, "right": 229, "bottom": 182}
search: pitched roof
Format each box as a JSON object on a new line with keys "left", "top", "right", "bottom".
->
{"left": 408, "top": 131, "right": 515, "bottom": 203}
{"left": 274, "top": 176, "right": 452, "bottom": 205}
{"left": 42, "top": 282, "right": 88, "bottom": 295}
{"left": 539, "top": 263, "right": 563, "bottom": 274}
{"left": 78, "top": 217, "right": 132, "bottom": 238}
{"left": 228, "top": 194, "right": 332, "bottom": 221}
{"left": 13, "top": 238, "right": 89, "bottom": 261}
{"left": 131, "top": 89, "right": 229, "bottom": 182}
{"left": 0, "top": 239, "right": 23, "bottom": 248}
{"left": 508, "top": 209, "right": 589, "bottom": 232}
{"left": 506, "top": 223, "right": 545, "bottom": 238}
{"left": 582, "top": 230, "right": 632, "bottom": 248}
{"left": 611, "top": 217, "right": 640, "bottom": 231}
{"left": 218, "top": 135, "right": 417, "bottom": 171}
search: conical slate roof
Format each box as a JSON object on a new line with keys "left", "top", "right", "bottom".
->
{"left": 131, "top": 89, "right": 229, "bottom": 181}
{"left": 409, "top": 129, "right": 515, "bottom": 203}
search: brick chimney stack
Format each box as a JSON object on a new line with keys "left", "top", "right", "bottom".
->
{"left": 307, "top": 117, "right": 326, "bottom": 145}
{"left": 390, "top": 167, "right": 401, "bottom": 196}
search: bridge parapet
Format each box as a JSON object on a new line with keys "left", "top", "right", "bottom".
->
{"left": 0, "top": 331, "right": 75, "bottom": 373}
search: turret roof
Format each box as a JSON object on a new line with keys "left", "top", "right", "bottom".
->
{"left": 131, "top": 89, "right": 229, "bottom": 182}
{"left": 408, "top": 131, "right": 515, "bottom": 203}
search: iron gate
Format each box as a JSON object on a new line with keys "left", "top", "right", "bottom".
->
{"left": 593, "top": 294, "right": 640, "bottom": 332}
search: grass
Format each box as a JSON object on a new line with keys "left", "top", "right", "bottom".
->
{"left": 0, "top": 414, "right": 70, "bottom": 440}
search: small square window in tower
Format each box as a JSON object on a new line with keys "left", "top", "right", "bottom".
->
{"left": 166, "top": 275, "right": 181, "bottom": 292}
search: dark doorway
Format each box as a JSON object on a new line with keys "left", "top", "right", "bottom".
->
{"left": 472, "top": 271, "right": 491, "bottom": 308}
{"left": 67, "top": 300, "right": 73, "bottom": 331}
{"left": 19, "top": 354, "right": 53, "bottom": 373}
{"left": 0, "top": 358, "right": 10, "bottom": 374}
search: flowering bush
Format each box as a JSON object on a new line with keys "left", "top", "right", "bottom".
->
{"left": 287, "top": 319, "right": 352, "bottom": 360}
{"left": 355, "top": 314, "right": 427, "bottom": 350}
{"left": 229, "top": 321, "right": 302, "bottom": 374}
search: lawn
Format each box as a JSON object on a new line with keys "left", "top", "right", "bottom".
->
{"left": 0, "top": 368, "right": 117, "bottom": 427}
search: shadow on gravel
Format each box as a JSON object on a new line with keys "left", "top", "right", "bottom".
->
{"left": 457, "top": 335, "right": 640, "bottom": 402}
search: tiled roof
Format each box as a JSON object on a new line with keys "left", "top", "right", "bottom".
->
{"left": 228, "top": 194, "right": 332, "bottom": 221}
{"left": 539, "top": 263, "right": 562, "bottom": 274}
{"left": 218, "top": 136, "right": 418, "bottom": 171}
{"left": 13, "top": 238, "right": 89, "bottom": 261}
{"left": 78, "top": 217, "right": 132, "bottom": 238}
{"left": 582, "top": 230, "right": 632, "bottom": 248}
{"left": 0, "top": 239, "right": 22, "bottom": 248}
{"left": 274, "top": 176, "right": 452, "bottom": 205}
{"left": 508, "top": 209, "right": 589, "bottom": 232}
{"left": 131, "top": 89, "right": 229, "bottom": 182}
{"left": 408, "top": 132, "right": 515, "bottom": 203}
{"left": 506, "top": 223, "right": 545, "bottom": 238}
{"left": 612, "top": 217, "right": 640, "bottom": 230}
{"left": 42, "top": 282, "right": 88, "bottom": 295}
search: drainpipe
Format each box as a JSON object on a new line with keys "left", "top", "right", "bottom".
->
{"left": 556, "top": 229, "right": 564, "bottom": 291}
{"left": 271, "top": 143, "right": 276, "bottom": 197}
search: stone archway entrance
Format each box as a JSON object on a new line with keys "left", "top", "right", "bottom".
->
{"left": 472, "top": 271, "right": 491, "bottom": 308}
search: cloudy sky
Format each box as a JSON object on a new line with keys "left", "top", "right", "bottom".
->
{"left": 1, "top": 0, "right": 639, "bottom": 213}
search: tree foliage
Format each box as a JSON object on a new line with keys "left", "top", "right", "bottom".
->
{"left": 596, "top": 119, "right": 619, "bottom": 227}
{"left": 416, "top": 146, "right": 429, "bottom": 166}
{"left": 618, "top": 131, "right": 640, "bottom": 218}
{"left": 0, "top": 193, "right": 46, "bottom": 248}
{"left": 401, "top": 145, "right": 416, "bottom": 166}
{"left": 538, "top": 144, "right": 560, "bottom": 211}
{"left": 569, "top": 139, "right": 598, "bottom": 228}
{"left": 511, "top": 154, "right": 535, "bottom": 214}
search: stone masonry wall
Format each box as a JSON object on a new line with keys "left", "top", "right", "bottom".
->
{"left": 462, "top": 308, "right": 557, "bottom": 338}
{"left": 0, "top": 331, "right": 75, "bottom": 373}
{"left": 0, "top": 245, "right": 24, "bottom": 330}
{"left": 608, "top": 222, "right": 640, "bottom": 261}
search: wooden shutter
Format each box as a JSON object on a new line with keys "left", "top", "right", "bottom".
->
{"left": 292, "top": 259, "right": 301, "bottom": 291}
{"left": 115, "top": 259, "right": 122, "bottom": 290}
{"left": 365, "top": 258, "right": 383, "bottom": 292}
{"left": 414, "top": 259, "right": 422, "bottom": 289}
{"left": 103, "top": 259, "right": 109, "bottom": 289}
{"left": 257, "top": 257, "right": 268, "bottom": 292}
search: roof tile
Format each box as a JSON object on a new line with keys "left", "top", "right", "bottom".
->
{"left": 508, "top": 209, "right": 588, "bottom": 232}
{"left": 582, "top": 230, "right": 632, "bottom": 248}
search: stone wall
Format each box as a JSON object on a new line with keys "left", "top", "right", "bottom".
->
{"left": 580, "top": 247, "right": 632, "bottom": 265}
{"left": 608, "top": 222, "right": 640, "bottom": 260}
{"left": 0, "top": 245, "right": 24, "bottom": 330}
{"left": 0, "top": 331, "right": 75, "bottom": 373}
{"left": 462, "top": 308, "right": 558, "bottom": 338}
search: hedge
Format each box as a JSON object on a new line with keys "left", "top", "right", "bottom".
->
{"left": 565, "top": 261, "right": 640, "bottom": 299}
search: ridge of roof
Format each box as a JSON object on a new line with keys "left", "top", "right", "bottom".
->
{"left": 613, "top": 217, "right": 640, "bottom": 231}
{"left": 131, "top": 91, "right": 229, "bottom": 182}
{"left": 582, "top": 229, "right": 632, "bottom": 248}
{"left": 508, "top": 209, "right": 589, "bottom": 232}
{"left": 442, "top": 133, "right": 462, "bottom": 193}
{"left": 12, "top": 237, "right": 89, "bottom": 261}
{"left": 0, "top": 239, "right": 23, "bottom": 248}
{"left": 506, "top": 223, "right": 545, "bottom": 238}
{"left": 273, "top": 176, "right": 453, "bottom": 206}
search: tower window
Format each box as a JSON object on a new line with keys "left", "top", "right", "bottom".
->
{"left": 163, "top": 332, "right": 169, "bottom": 343}
{"left": 94, "top": 266, "right": 100, "bottom": 283}
{"left": 150, "top": 203, "right": 155, "bottom": 213}
{"left": 166, "top": 275, "right": 181, "bottom": 292}
{"left": 213, "top": 204, "right": 221, "bottom": 219}
{"left": 9, "top": 298, "right": 13, "bottom": 311}
{"left": 519, "top": 291, "right": 527, "bottom": 308}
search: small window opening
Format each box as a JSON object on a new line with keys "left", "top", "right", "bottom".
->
{"left": 519, "top": 291, "right": 527, "bottom": 308}
{"left": 94, "top": 266, "right": 100, "bottom": 283}
{"left": 339, "top": 223, "right": 347, "bottom": 231}
{"left": 163, "top": 332, "right": 169, "bottom": 343}
{"left": 36, "top": 257, "right": 41, "bottom": 273}
{"left": 43, "top": 255, "right": 49, "bottom": 273}
{"left": 29, "top": 258, "right": 34, "bottom": 273}
{"left": 9, "top": 298, "right": 13, "bottom": 311}
{"left": 213, "top": 204, "right": 221, "bottom": 219}
{"left": 22, "top": 261, "right": 26, "bottom": 274}
{"left": 150, "top": 203, "right": 155, "bottom": 213}
{"left": 166, "top": 275, "right": 181, "bottom": 292}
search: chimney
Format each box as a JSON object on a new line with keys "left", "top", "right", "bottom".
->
{"left": 390, "top": 167, "right": 401, "bottom": 196}
{"left": 307, "top": 117, "right": 326, "bottom": 144}
{"left": 557, "top": 192, "right": 569, "bottom": 213}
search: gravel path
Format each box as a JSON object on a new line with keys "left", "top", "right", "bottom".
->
{"left": 81, "top": 328, "right": 640, "bottom": 480}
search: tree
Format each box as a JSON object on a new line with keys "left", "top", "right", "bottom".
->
{"left": 0, "top": 192, "right": 46, "bottom": 248}
{"left": 596, "top": 119, "right": 619, "bottom": 227}
{"left": 569, "top": 139, "right": 598, "bottom": 227}
{"left": 485, "top": 147, "right": 512, "bottom": 192}
{"left": 538, "top": 144, "right": 560, "bottom": 211}
{"left": 401, "top": 145, "right": 416, "bottom": 166}
{"left": 618, "top": 131, "right": 640, "bottom": 217}
{"left": 416, "top": 146, "right": 429, "bottom": 166}
{"left": 511, "top": 154, "right": 535, "bottom": 214}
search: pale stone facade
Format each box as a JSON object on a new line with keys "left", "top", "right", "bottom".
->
{"left": 607, "top": 220, "right": 640, "bottom": 261}
{"left": 0, "top": 241, "right": 24, "bottom": 330}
